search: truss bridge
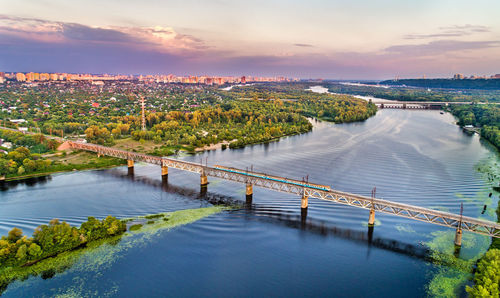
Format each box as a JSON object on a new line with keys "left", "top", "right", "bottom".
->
{"left": 65, "top": 141, "right": 500, "bottom": 245}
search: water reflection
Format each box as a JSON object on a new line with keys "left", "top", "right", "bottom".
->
{"left": 0, "top": 175, "right": 52, "bottom": 191}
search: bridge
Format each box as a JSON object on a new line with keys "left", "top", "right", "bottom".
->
{"left": 371, "top": 101, "right": 499, "bottom": 109}
{"left": 63, "top": 141, "right": 500, "bottom": 246}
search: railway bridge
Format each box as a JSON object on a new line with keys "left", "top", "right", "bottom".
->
{"left": 371, "top": 101, "right": 500, "bottom": 109}
{"left": 65, "top": 141, "right": 500, "bottom": 246}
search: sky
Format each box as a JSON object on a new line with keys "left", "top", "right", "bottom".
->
{"left": 0, "top": 0, "right": 499, "bottom": 79}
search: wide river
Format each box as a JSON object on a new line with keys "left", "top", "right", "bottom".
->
{"left": 1, "top": 109, "right": 498, "bottom": 297}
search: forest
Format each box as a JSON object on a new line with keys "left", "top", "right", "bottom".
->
{"left": 1, "top": 82, "right": 378, "bottom": 152}
{"left": 324, "top": 82, "right": 500, "bottom": 103}
{"left": 449, "top": 104, "right": 500, "bottom": 149}
{"left": 381, "top": 78, "right": 500, "bottom": 90}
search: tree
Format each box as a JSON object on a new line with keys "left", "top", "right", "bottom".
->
{"left": 7, "top": 228, "right": 23, "bottom": 242}
{"left": 467, "top": 249, "right": 500, "bottom": 297}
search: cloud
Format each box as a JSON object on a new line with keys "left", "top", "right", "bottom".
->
{"left": 293, "top": 43, "right": 314, "bottom": 47}
{"left": 0, "top": 15, "right": 207, "bottom": 54}
{"left": 439, "top": 24, "right": 490, "bottom": 32}
{"left": 61, "top": 23, "right": 139, "bottom": 43}
{"left": 404, "top": 24, "right": 490, "bottom": 40}
{"left": 0, "top": 16, "right": 498, "bottom": 79}
{"left": 385, "top": 40, "right": 500, "bottom": 56}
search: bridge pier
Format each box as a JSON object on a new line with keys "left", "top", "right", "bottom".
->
{"left": 246, "top": 184, "right": 253, "bottom": 196}
{"left": 127, "top": 159, "right": 134, "bottom": 168}
{"left": 454, "top": 227, "right": 462, "bottom": 247}
{"left": 246, "top": 183, "right": 253, "bottom": 203}
{"left": 161, "top": 165, "right": 168, "bottom": 177}
{"left": 368, "top": 208, "right": 375, "bottom": 226}
{"left": 200, "top": 174, "right": 208, "bottom": 187}
{"left": 301, "top": 207, "right": 308, "bottom": 228}
{"left": 301, "top": 194, "right": 308, "bottom": 209}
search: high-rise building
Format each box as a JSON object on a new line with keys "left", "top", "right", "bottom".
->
{"left": 16, "top": 73, "right": 26, "bottom": 81}
{"left": 26, "top": 72, "right": 34, "bottom": 81}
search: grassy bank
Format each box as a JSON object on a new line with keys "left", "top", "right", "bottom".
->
{"left": 0, "top": 207, "right": 225, "bottom": 295}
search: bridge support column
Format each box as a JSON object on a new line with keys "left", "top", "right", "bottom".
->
{"left": 301, "top": 195, "right": 308, "bottom": 209}
{"left": 454, "top": 228, "right": 462, "bottom": 247}
{"left": 402, "top": 103, "right": 407, "bottom": 109}
{"left": 127, "top": 159, "right": 134, "bottom": 168}
{"left": 200, "top": 174, "right": 208, "bottom": 187}
{"left": 246, "top": 184, "right": 253, "bottom": 196}
{"left": 245, "top": 183, "right": 253, "bottom": 204}
{"left": 368, "top": 208, "right": 375, "bottom": 226}
{"left": 161, "top": 165, "right": 168, "bottom": 177}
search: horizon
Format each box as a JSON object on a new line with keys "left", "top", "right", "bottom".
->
{"left": 1, "top": 0, "right": 500, "bottom": 79}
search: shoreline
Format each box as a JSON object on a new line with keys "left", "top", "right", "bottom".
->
{"left": 1, "top": 162, "right": 126, "bottom": 182}
{"left": 0, "top": 207, "right": 226, "bottom": 296}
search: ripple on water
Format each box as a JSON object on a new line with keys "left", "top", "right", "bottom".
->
{"left": 0, "top": 110, "right": 498, "bottom": 297}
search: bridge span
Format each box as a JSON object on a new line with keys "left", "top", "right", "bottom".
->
{"left": 66, "top": 141, "right": 500, "bottom": 245}
{"left": 371, "top": 101, "right": 500, "bottom": 109}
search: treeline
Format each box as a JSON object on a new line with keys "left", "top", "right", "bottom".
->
{"left": 0, "top": 129, "right": 59, "bottom": 154}
{"left": 0, "top": 216, "right": 126, "bottom": 268}
{"left": 324, "top": 83, "right": 500, "bottom": 103}
{"left": 466, "top": 249, "right": 500, "bottom": 297}
{"left": 449, "top": 104, "right": 500, "bottom": 149}
{"left": 381, "top": 79, "right": 500, "bottom": 90}
{"left": 292, "top": 98, "right": 377, "bottom": 123}
{"left": 85, "top": 100, "right": 313, "bottom": 149}
{"left": 222, "top": 83, "right": 378, "bottom": 123}
{"left": 0, "top": 147, "right": 52, "bottom": 177}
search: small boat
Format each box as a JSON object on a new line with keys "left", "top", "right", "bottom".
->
{"left": 440, "top": 111, "right": 444, "bottom": 114}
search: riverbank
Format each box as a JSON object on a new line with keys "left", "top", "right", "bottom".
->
{"left": 0, "top": 206, "right": 225, "bottom": 295}
{"left": 1, "top": 152, "right": 126, "bottom": 182}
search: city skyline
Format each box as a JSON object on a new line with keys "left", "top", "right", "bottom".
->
{"left": 1, "top": 0, "right": 500, "bottom": 79}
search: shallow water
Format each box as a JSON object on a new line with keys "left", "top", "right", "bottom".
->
{"left": 1, "top": 109, "right": 498, "bottom": 297}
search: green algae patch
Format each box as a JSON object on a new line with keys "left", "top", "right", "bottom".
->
{"left": 425, "top": 153, "right": 500, "bottom": 297}
{"left": 0, "top": 206, "right": 225, "bottom": 296}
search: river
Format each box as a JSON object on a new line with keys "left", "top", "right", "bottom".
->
{"left": 0, "top": 109, "right": 498, "bottom": 297}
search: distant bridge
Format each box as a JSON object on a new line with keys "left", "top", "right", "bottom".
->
{"left": 63, "top": 141, "right": 500, "bottom": 245}
{"left": 371, "top": 101, "right": 499, "bottom": 109}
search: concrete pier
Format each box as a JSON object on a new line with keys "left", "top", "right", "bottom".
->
{"left": 127, "top": 159, "right": 134, "bottom": 168}
{"left": 368, "top": 208, "right": 375, "bottom": 226}
{"left": 200, "top": 175, "right": 208, "bottom": 187}
{"left": 246, "top": 184, "right": 253, "bottom": 196}
{"left": 301, "top": 195, "right": 308, "bottom": 209}
{"left": 161, "top": 165, "right": 168, "bottom": 176}
{"left": 454, "top": 228, "right": 462, "bottom": 247}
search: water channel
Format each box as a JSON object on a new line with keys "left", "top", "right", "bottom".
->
{"left": 1, "top": 108, "right": 498, "bottom": 297}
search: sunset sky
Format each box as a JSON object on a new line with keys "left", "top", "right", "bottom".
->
{"left": 1, "top": 0, "right": 499, "bottom": 79}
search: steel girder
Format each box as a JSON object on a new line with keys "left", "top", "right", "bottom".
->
{"left": 68, "top": 141, "right": 500, "bottom": 238}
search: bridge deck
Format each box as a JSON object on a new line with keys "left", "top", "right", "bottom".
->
{"left": 69, "top": 141, "right": 500, "bottom": 238}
